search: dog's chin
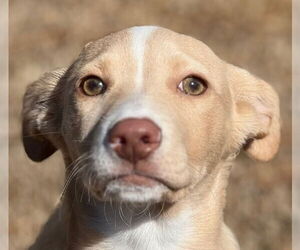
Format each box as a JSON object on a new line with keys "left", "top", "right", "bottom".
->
{"left": 86, "top": 173, "right": 191, "bottom": 204}
{"left": 103, "top": 178, "right": 170, "bottom": 204}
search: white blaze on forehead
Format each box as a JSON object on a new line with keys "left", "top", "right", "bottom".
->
{"left": 130, "top": 26, "right": 157, "bottom": 91}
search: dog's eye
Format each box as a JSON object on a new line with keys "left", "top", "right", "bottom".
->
{"left": 80, "top": 76, "right": 107, "bottom": 96}
{"left": 178, "top": 77, "right": 207, "bottom": 96}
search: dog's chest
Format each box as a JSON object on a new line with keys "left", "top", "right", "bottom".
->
{"left": 83, "top": 211, "right": 191, "bottom": 250}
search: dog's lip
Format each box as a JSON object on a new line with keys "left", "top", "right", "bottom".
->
{"left": 110, "top": 173, "right": 176, "bottom": 191}
{"left": 117, "top": 174, "right": 160, "bottom": 187}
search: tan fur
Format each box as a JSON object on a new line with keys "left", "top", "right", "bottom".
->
{"left": 22, "top": 26, "right": 280, "bottom": 250}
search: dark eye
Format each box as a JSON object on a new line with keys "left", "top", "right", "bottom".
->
{"left": 178, "top": 76, "right": 207, "bottom": 96}
{"left": 80, "top": 76, "right": 107, "bottom": 96}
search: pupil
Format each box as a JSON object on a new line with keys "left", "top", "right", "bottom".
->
{"left": 89, "top": 80, "right": 101, "bottom": 90}
{"left": 189, "top": 81, "right": 200, "bottom": 91}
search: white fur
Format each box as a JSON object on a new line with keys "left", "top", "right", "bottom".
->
{"left": 105, "top": 180, "right": 168, "bottom": 203}
{"left": 83, "top": 208, "right": 192, "bottom": 250}
{"left": 130, "top": 26, "right": 157, "bottom": 91}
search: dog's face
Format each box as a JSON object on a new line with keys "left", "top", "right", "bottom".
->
{"left": 22, "top": 26, "right": 280, "bottom": 204}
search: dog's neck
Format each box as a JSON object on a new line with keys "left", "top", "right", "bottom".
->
{"left": 64, "top": 162, "right": 235, "bottom": 250}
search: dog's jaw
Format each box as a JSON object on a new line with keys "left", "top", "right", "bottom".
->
{"left": 67, "top": 161, "right": 239, "bottom": 250}
{"left": 81, "top": 205, "right": 193, "bottom": 250}
{"left": 103, "top": 178, "right": 169, "bottom": 203}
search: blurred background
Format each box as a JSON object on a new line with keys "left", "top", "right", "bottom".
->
{"left": 9, "top": 0, "right": 291, "bottom": 249}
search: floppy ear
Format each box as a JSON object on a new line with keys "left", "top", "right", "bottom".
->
{"left": 22, "top": 68, "right": 67, "bottom": 162}
{"left": 227, "top": 64, "right": 281, "bottom": 162}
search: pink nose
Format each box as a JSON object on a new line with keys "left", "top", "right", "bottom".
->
{"left": 108, "top": 118, "right": 161, "bottom": 163}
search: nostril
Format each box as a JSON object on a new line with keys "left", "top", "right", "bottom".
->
{"left": 119, "top": 136, "right": 127, "bottom": 145}
{"left": 141, "top": 135, "right": 151, "bottom": 144}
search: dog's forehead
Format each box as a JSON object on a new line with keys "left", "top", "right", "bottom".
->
{"left": 80, "top": 26, "right": 220, "bottom": 71}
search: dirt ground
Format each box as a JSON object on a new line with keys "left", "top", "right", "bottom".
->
{"left": 9, "top": 0, "right": 291, "bottom": 249}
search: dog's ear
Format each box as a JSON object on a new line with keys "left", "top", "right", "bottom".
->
{"left": 227, "top": 64, "right": 280, "bottom": 162}
{"left": 22, "top": 68, "right": 67, "bottom": 162}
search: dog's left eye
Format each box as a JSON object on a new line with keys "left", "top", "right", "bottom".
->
{"left": 80, "top": 76, "right": 107, "bottom": 96}
{"left": 178, "top": 77, "right": 207, "bottom": 96}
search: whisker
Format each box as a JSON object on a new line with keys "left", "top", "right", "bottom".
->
{"left": 58, "top": 154, "right": 92, "bottom": 201}
{"left": 114, "top": 201, "right": 117, "bottom": 230}
{"left": 80, "top": 185, "right": 85, "bottom": 203}
{"left": 154, "top": 201, "right": 165, "bottom": 219}
{"left": 74, "top": 163, "right": 89, "bottom": 202}
{"left": 103, "top": 199, "right": 110, "bottom": 224}
{"left": 119, "top": 203, "right": 128, "bottom": 226}
{"left": 136, "top": 203, "right": 150, "bottom": 218}
{"left": 59, "top": 165, "right": 84, "bottom": 201}
{"left": 87, "top": 170, "right": 92, "bottom": 204}
{"left": 65, "top": 152, "right": 89, "bottom": 170}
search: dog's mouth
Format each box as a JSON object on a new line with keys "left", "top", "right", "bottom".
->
{"left": 114, "top": 173, "right": 182, "bottom": 191}
{"left": 81, "top": 157, "right": 191, "bottom": 204}
{"left": 116, "top": 174, "right": 164, "bottom": 187}
{"left": 87, "top": 172, "right": 177, "bottom": 204}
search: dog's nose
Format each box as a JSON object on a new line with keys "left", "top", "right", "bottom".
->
{"left": 108, "top": 118, "right": 161, "bottom": 163}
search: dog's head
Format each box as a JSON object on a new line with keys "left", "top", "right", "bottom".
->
{"left": 22, "top": 26, "right": 280, "bottom": 204}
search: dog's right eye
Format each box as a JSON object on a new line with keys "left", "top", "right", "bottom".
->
{"left": 80, "top": 76, "right": 107, "bottom": 96}
{"left": 178, "top": 76, "right": 207, "bottom": 96}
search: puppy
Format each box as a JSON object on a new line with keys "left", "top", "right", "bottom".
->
{"left": 22, "top": 26, "right": 280, "bottom": 250}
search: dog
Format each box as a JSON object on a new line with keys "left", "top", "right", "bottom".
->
{"left": 22, "top": 26, "right": 280, "bottom": 250}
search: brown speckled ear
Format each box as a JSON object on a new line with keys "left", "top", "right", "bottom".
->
{"left": 22, "top": 68, "right": 67, "bottom": 162}
{"left": 227, "top": 64, "right": 281, "bottom": 162}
